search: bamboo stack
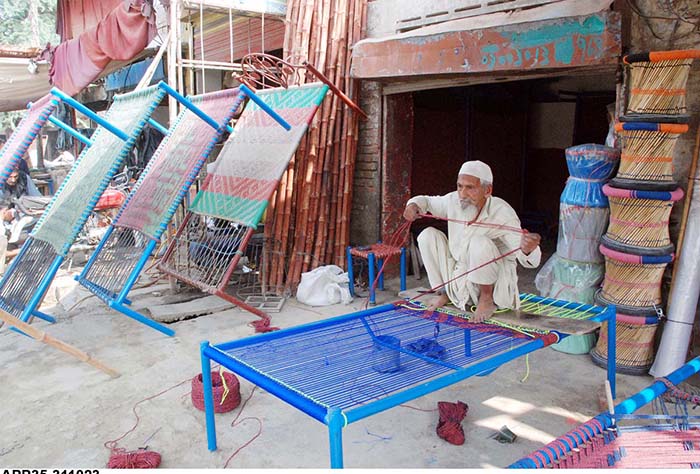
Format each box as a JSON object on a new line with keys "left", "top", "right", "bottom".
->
{"left": 262, "top": 0, "right": 367, "bottom": 293}
{"left": 592, "top": 49, "right": 700, "bottom": 375}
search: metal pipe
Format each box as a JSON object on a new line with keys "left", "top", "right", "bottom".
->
{"left": 239, "top": 84, "right": 291, "bottom": 131}
{"left": 200, "top": 342, "right": 218, "bottom": 451}
{"left": 651, "top": 171, "right": 700, "bottom": 376}
{"left": 49, "top": 88, "right": 129, "bottom": 141}
{"left": 47, "top": 116, "right": 93, "bottom": 147}
{"left": 147, "top": 118, "right": 170, "bottom": 136}
{"left": 620, "top": 356, "right": 700, "bottom": 414}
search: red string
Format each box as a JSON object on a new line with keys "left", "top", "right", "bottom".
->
{"left": 361, "top": 213, "right": 528, "bottom": 308}
{"left": 223, "top": 386, "right": 263, "bottom": 468}
{"left": 417, "top": 213, "right": 527, "bottom": 235}
{"left": 104, "top": 378, "right": 191, "bottom": 467}
{"left": 407, "top": 247, "right": 521, "bottom": 302}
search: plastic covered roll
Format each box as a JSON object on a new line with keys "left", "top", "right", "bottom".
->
{"left": 564, "top": 144, "right": 620, "bottom": 180}
{"left": 535, "top": 254, "right": 604, "bottom": 304}
{"left": 556, "top": 204, "right": 609, "bottom": 263}
{"left": 562, "top": 144, "right": 619, "bottom": 207}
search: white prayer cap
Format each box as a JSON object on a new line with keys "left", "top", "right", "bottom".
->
{"left": 459, "top": 160, "right": 493, "bottom": 184}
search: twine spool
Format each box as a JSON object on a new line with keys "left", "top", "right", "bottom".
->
{"left": 612, "top": 122, "right": 688, "bottom": 191}
{"left": 107, "top": 449, "right": 162, "bottom": 468}
{"left": 597, "top": 245, "right": 673, "bottom": 314}
{"left": 624, "top": 50, "right": 700, "bottom": 116}
{"left": 601, "top": 185, "right": 684, "bottom": 255}
{"left": 371, "top": 335, "right": 401, "bottom": 373}
{"left": 191, "top": 371, "right": 241, "bottom": 413}
{"left": 590, "top": 313, "right": 660, "bottom": 375}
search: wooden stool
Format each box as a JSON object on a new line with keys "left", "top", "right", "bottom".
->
{"left": 347, "top": 243, "right": 406, "bottom": 304}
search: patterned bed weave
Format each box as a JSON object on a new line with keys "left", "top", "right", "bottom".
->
{"left": 115, "top": 88, "right": 244, "bottom": 240}
{"left": 188, "top": 83, "right": 329, "bottom": 228}
{"left": 0, "top": 94, "right": 58, "bottom": 186}
{"left": 31, "top": 85, "right": 166, "bottom": 256}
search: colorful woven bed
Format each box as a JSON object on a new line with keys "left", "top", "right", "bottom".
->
{"left": 0, "top": 94, "right": 59, "bottom": 186}
{"left": 158, "top": 82, "right": 329, "bottom": 332}
{"left": 199, "top": 293, "right": 617, "bottom": 468}
{"left": 509, "top": 355, "right": 700, "bottom": 468}
{"left": 0, "top": 85, "right": 166, "bottom": 328}
{"left": 74, "top": 86, "right": 248, "bottom": 336}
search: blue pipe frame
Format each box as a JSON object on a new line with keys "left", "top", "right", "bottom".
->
{"left": 73, "top": 82, "right": 293, "bottom": 337}
{"left": 199, "top": 298, "right": 617, "bottom": 468}
{"left": 508, "top": 355, "right": 700, "bottom": 468}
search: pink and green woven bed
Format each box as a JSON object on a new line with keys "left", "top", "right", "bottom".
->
{"left": 510, "top": 356, "right": 700, "bottom": 468}
{"left": 0, "top": 85, "right": 166, "bottom": 328}
{"left": 74, "top": 87, "right": 248, "bottom": 336}
{"left": 0, "top": 94, "right": 59, "bottom": 186}
{"left": 158, "top": 82, "right": 329, "bottom": 332}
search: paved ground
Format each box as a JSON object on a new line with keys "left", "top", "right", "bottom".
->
{"left": 0, "top": 264, "right": 654, "bottom": 468}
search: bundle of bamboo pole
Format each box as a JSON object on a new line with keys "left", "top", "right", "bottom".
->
{"left": 262, "top": 0, "right": 367, "bottom": 293}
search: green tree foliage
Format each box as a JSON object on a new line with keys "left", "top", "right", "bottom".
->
{"left": 0, "top": 1, "right": 59, "bottom": 127}
{"left": 0, "top": 0, "right": 59, "bottom": 48}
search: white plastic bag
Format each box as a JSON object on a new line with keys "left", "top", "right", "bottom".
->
{"left": 296, "top": 265, "right": 353, "bottom": 306}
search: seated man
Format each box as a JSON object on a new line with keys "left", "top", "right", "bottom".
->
{"left": 403, "top": 160, "right": 541, "bottom": 322}
{"left": 0, "top": 165, "right": 43, "bottom": 272}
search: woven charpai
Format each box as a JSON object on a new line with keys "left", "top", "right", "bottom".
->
{"left": 32, "top": 85, "right": 166, "bottom": 255}
{"left": 189, "top": 83, "right": 329, "bottom": 228}
{"left": 0, "top": 94, "right": 58, "bottom": 187}
{"left": 116, "top": 88, "right": 245, "bottom": 240}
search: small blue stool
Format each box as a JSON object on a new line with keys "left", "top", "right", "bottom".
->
{"left": 347, "top": 243, "right": 406, "bottom": 304}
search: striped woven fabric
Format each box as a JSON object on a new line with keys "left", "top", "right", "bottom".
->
{"left": 0, "top": 94, "right": 58, "bottom": 185}
{"left": 188, "top": 83, "right": 329, "bottom": 227}
{"left": 115, "top": 88, "right": 244, "bottom": 240}
{"left": 32, "top": 85, "right": 166, "bottom": 256}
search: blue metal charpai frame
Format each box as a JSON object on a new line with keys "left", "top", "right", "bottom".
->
{"left": 508, "top": 355, "right": 700, "bottom": 468}
{"left": 0, "top": 85, "right": 168, "bottom": 330}
{"left": 199, "top": 294, "right": 617, "bottom": 468}
{"left": 72, "top": 84, "right": 290, "bottom": 337}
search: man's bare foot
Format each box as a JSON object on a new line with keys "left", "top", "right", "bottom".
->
{"left": 471, "top": 299, "right": 497, "bottom": 323}
{"left": 426, "top": 292, "right": 450, "bottom": 313}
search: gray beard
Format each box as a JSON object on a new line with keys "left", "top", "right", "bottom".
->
{"left": 459, "top": 199, "right": 473, "bottom": 210}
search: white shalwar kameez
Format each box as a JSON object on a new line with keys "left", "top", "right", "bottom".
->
{"left": 408, "top": 192, "right": 541, "bottom": 311}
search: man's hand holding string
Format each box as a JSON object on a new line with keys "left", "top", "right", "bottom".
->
{"left": 403, "top": 203, "right": 420, "bottom": 222}
{"left": 520, "top": 231, "right": 541, "bottom": 255}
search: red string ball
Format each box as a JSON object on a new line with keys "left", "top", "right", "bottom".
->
{"left": 191, "top": 371, "right": 241, "bottom": 413}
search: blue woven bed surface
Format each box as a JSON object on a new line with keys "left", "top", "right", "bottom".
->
{"left": 216, "top": 305, "right": 534, "bottom": 411}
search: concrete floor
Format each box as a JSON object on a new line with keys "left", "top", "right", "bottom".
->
{"left": 0, "top": 263, "right": 655, "bottom": 468}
